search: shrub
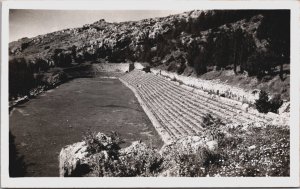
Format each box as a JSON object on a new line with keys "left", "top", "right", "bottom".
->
{"left": 83, "top": 132, "right": 163, "bottom": 177}
{"left": 90, "top": 142, "right": 163, "bottom": 177}
{"left": 83, "top": 131, "right": 123, "bottom": 158}
{"left": 174, "top": 147, "right": 221, "bottom": 177}
{"left": 269, "top": 94, "right": 283, "bottom": 113}
{"left": 255, "top": 91, "right": 283, "bottom": 113}
{"left": 255, "top": 90, "right": 270, "bottom": 113}
{"left": 202, "top": 113, "right": 225, "bottom": 141}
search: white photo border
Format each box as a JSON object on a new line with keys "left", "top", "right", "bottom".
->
{"left": 1, "top": 0, "right": 299, "bottom": 188}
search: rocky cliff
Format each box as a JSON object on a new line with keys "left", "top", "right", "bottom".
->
{"left": 9, "top": 10, "right": 290, "bottom": 99}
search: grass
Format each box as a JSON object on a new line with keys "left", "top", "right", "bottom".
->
{"left": 10, "top": 76, "right": 163, "bottom": 176}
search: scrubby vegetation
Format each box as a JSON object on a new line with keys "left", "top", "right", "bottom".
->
{"left": 9, "top": 10, "right": 290, "bottom": 101}
{"left": 83, "top": 131, "right": 163, "bottom": 177}
{"left": 216, "top": 125, "right": 289, "bottom": 176}
{"left": 174, "top": 114, "right": 290, "bottom": 177}
{"left": 255, "top": 90, "right": 283, "bottom": 113}
{"left": 63, "top": 114, "right": 289, "bottom": 177}
{"left": 84, "top": 131, "right": 123, "bottom": 156}
{"left": 9, "top": 57, "right": 96, "bottom": 104}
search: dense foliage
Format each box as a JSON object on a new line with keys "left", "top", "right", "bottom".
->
{"left": 255, "top": 91, "right": 283, "bottom": 113}
{"left": 9, "top": 57, "right": 38, "bottom": 99}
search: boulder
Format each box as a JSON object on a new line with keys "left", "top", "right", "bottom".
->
{"left": 160, "top": 136, "right": 218, "bottom": 157}
{"left": 241, "top": 103, "right": 249, "bottom": 112}
{"left": 59, "top": 141, "right": 89, "bottom": 177}
{"left": 59, "top": 134, "right": 218, "bottom": 177}
{"left": 59, "top": 132, "right": 115, "bottom": 177}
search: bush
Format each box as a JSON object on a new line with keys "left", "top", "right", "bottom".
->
{"left": 173, "top": 147, "right": 221, "bottom": 177}
{"left": 90, "top": 142, "right": 163, "bottom": 177}
{"left": 202, "top": 113, "right": 225, "bottom": 141}
{"left": 83, "top": 131, "right": 163, "bottom": 177}
{"left": 83, "top": 131, "right": 123, "bottom": 158}
{"left": 255, "top": 91, "right": 283, "bottom": 113}
{"left": 255, "top": 90, "right": 270, "bottom": 113}
{"left": 269, "top": 94, "right": 283, "bottom": 113}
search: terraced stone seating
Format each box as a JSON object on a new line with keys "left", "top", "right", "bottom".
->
{"left": 120, "top": 70, "right": 287, "bottom": 141}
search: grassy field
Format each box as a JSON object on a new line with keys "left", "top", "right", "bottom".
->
{"left": 9, "top": 76, "right": 163, "bottom": 177}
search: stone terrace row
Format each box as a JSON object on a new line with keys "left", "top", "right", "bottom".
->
{"left": 120, "top": 70, "right": 273, "bottom": 139}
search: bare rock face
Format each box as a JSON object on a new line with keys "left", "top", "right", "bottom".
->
{"left": 59, "top": 141, "right": 88, "bottom": 177}
{"left": 59, "top": 132, "right": 115, "bottom": 177}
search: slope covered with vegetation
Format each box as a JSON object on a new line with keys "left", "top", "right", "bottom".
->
{"left": 59, "top": 114, "right": 289, "bottom": 177}
{"left": 9, "top": 10, "right": 290, "bottom": 101}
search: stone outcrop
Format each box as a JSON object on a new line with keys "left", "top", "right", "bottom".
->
{"left": 59, "top": 132, "right": 218, "bottom": 177}
{"left": 59, "top": 141, "right": 88, "bottom": 177}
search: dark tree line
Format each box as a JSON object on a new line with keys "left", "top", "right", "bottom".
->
{"left": 256, "top": 10, "right": 290, "bottom": 80}
{"left": 188, "top": 28, "right": 256, "bottom": 76}
{"left": 9, "top": 58, "right": 37, "bottom": 99}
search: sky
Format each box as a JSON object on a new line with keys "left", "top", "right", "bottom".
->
{"left": 9, "top": 9, "right": 184, "bottom": 42}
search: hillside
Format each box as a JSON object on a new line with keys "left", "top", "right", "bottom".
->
{"left": 9, "top": 10, "right": 290, "bottom": 100}
{"left": 9, "top": 10, "right": 291, "bottom": 178}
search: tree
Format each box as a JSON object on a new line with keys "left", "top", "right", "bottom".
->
{"left": 213, "top": 29, "right": 230, "bottom": 69}
{"left": 255, "top": 90, "right": 270, "bottom": 113}
{"left": 257, "top": 10, "right": 290, "bottom": 80}
{"left": 193, "top": 46, "right": 208, "bottom": 75}
{"left": 246, "top": 50, "right": 278, "bottom": 78}
{"left": 255, "top": 90, "right": 283, "bottom": 113}
{"left": 9, "top": 57, "right": 36, "bottom": 98}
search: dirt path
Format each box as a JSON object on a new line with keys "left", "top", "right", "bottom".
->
{"left": 9, "top": 77, "right": 163, "bottom": 177}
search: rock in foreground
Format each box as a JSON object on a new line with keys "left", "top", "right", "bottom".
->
{"left": 59, "top": 132, "right": 217, "bottom": 177}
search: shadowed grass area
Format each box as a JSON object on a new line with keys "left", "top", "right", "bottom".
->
{"left": 9, "top": 76, "right": 163, "bottom": 177}
{"left": 9, "top": 132, "right": 27, "bottom": 177}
